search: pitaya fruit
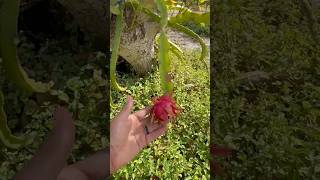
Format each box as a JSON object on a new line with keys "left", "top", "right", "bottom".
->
{"left": 150, "top": 94, "right": 179, "bottom": 123}
{"left": 210, "top": 144, "right": 234, "bottom": 176}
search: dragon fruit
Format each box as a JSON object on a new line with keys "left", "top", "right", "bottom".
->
{"left": 150, "top": 94, "right": 179, "bottom": 123}
{"left": 210, "top": 144, "right": 234, "bottom": 175}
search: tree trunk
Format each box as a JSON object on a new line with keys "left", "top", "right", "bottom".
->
{"left": 55, "top": 0, "right": 159, "bottom": 75}
{"left": 20, "top": 0, "right": 159, "bottom": 75}
{"left": 111, "top": 6, "right": 160, "bottom": 75}
{"left": 56, "top": 0, "right": 108, "bottom": 50}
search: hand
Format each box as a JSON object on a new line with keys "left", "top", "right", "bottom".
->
{"left": 14, "top": 106, "right": 75, "bottom": 180}
{"left": 110, "top": 96, "right": 169, "bottom": 173}
{"left": 53, "top": 106, "right": 75, "bottom": 139}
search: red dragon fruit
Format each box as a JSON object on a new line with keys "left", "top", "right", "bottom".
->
{"left": 150, "top": 94, "right": 179, "bottom": 123}
{"left": 210, "top": 144, "right": 234, "bottom": 176}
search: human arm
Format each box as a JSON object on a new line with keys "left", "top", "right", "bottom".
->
{"left": 14, "top": 106, "right": 75, "bottom": 180}
{"left": 58, "top": 95, "right": 169, "bottom": 178}
{"left": 110, "top": 96, "right": 169, "bottom": 173}
{"left": 57, "top": 149, "right": 109, "bottom": 180}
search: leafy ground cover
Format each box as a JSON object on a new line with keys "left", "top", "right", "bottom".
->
{"left": 111, "top": 50, "right": 210, "bottom": 179}
{"left": 0, "top": 36, "right": 209, "bottom": 179}
{"left": 0, "top": 2, "right": 210, "bottom": 179}
{"left": 0, "top": 10, "right": 108, "bottom": 178}
{"left": 213, "top": 0, "right": 320, "bottom": 179}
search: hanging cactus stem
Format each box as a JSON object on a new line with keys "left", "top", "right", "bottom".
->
{"left": 124, "top": 1, "right": 209, "bottom": 70}
{"left": 0, "top": 0, "right": 52, "bottom": 94}
{"left": 0, "top": 90, "right": 28, "bottom": 149}
{"left": 110, "top": 2, "right": 126, "bottom": 92}
{"left": 156, "top": 0, "right": 174, "bottom": 94}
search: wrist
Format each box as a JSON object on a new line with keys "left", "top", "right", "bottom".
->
{"left": 110, "top": 145, "right": 117, "bottom": 174}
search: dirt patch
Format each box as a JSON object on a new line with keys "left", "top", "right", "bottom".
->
{"left": 167, "top": 30, "right": 210, "bottom": 50}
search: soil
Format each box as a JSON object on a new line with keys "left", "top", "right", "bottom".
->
{"left": 167, "top": 30, "right": 210, "bottom": 50}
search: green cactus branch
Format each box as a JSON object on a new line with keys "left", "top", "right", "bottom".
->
{"left": 0, "top": 0, "right": 69, "bottom": 149}
{"left": 110, "top": 3, "right": 126, "bottom": 92}
{"left": 0, "top": 0, "right": 52, "bottom": 94}
{"left": 125, "top": 1, "right": 208, "bottom": 69}
{"left": 0, "top": 91, "right": 28, "bottom": 149}
{"left": 156, "top": 0, "right": 173, "bottom": 94}
{"left": 156, "top": 35, "right": 185, "bottom": 61}
{"left": 169, "top": 6, "right": 210, "bottom": 26}
{"left": 169, "top": 22, "right": 208, "bottom": 69}
{"left": 168, "top": 39, "right": 184, "bottom": 60}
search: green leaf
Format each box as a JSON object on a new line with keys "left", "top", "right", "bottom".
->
{"left": 155, "top": 34, "right": 184, "bottom": 60}
{"left": 169, "top": 6, "right": 210, "bottom": 26}
{"left": 169, "top": 23, "right": 208, "bottom": 70}
{"left": 125, "top": 1, "right": 208, "bottom": 69}
{"left": 168, "top": 39, "right": 184, "bottom": 60}
{"left": 158, "top": 32, "right": 172, "bottom": 93}
{"left": 155, "top": 0, "right": 168, "bottom": 27}
{"left": 0, "top": 90, "right": 28, "bottom": 149}
{"left": 156, "top": 0, "right": 173, "bottom": 94}
{"left": 111, "top": 0, "right": 121, "bottom": 15}
{"left": 110, "top": 4, "right": 126, "bottom": 92}
{"left": 0, "top": 0, "right": 52, "bottom": 93}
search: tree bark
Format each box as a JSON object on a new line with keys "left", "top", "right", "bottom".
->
{"left": 56, "top": 0, "right": 108, "bottom": 50}
{"left": 56, "top": 0, "right": 159, "bottom": 75}
{"left": 20, "top": 0, "right": 159, "bottom": 75}
{"left": 111, "top": 6, "right": 160, "bottom": 75}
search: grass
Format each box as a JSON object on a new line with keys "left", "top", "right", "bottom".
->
{"left": 4, "top": 0, "right": 319, "bottom": 179}
{"left": 0, "top": 32, "right": 108, "bottom": 179}
{"left": 182, "top": 21, "right": 209, "bottom": 37}
{"left": 111, "top": 50, "right": 210, "bottom": 179}
{"left": 0, "top": 3, "right": 210, "bottom": 179}
{"left": 213, "top": 0, "right": 320, "bottom": 179}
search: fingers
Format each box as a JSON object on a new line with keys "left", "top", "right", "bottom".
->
{"left": 146, "top": 118, "right": 170, "bottom": 131}
{"left": 146, "top": 126, "right": 167, "bottom": 143}
{"left": 53, "top": 106, "right": 72, "bottom": 120}
{"left": 122, "top": 96, "right": 133, "bottom": 113}
{"left": 52, "top": 106, "right": 75, "bottom": 145}
{"left": 116, "top": 96, "right": 133, "bottom": 120}
{"left": 146, "top": 123, "right": 159, "bottom": 132}
{"left": 53, "top": 106, "right": 74, "bottom": 130}
{"left": 133, "top": 106, "right": 152, "bottom": 120}
{"left": 53, "top": 106, "right": 73, "bottom": 123}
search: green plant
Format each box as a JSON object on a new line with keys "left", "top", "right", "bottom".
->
{"left": 111, "top": 50, "right": 210, "bottom": 179}
{"left": 109, "top": 2, "right": 210, "bottom": 177}
{"left": 110, "top": 0, "right": 210, "bottom": 95}
{"left": 181, "top": 21, "right": 209, "bottom": 37}
{"left": 0, "top": 39, "right": 108, "bottom": 178}
{"left": 0, "top": 91, "right": 27, "bottom": 149}
{"left": 0, "top": 0, "right": 59, "bottom": 149}
{"left": 0, "top": 0, "right": 52, "bottom": 94}
{"left": 213, "top": 0, "right": 320, "bottom": 178}
{"left": 0, "top": 1, "right": 108, "bottom": 178}
{"left": 110, "top": 1, "right": 126, "bottom": 92}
